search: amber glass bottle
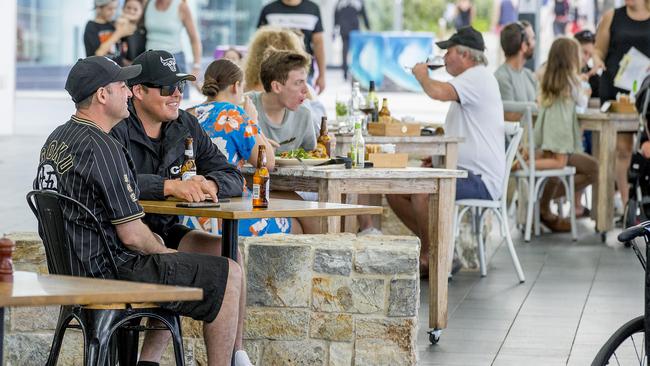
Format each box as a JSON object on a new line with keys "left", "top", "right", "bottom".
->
{"left": 180, "top": 137, "right": 197, "bottom": 181}
{"left": 252, "top": 145, "right": 269, "bottom": 208}
{"left": 317, "top": 116, "right": 332, "bottom": 157}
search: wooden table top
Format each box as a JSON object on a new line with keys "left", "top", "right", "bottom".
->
{"left": 140, "top": 197, "right": 383, "bottom": 219}
{"left": 0, "top": 271, "right": 203, "bottom": 307}
{"left": 241, "top": 166, "right": 467, "bottom": 180}
{"left": 577, "top": 109, "right": 639, "bottom": 121}
{"left": 334, "top": 135, "right": 464, "bottom": 143}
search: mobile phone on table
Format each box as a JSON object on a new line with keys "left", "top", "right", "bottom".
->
{"left": 176, "top": 202, "right": 221, "bottom": 208}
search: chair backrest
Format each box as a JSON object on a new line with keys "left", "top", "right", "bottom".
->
{"left": 26, "top": 190, "right": 119, "bottom": 278}
{"left": 503, "top": 101, "right": 538, "bottom": 177}
{"left": 502, "top": 123, "right": 524, "bottom": 203}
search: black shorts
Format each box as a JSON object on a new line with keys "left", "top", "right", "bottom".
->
{"left": 117, "top": 252, "right": 229, "bottom": 322}
{"left": 160, "top": 223, "right": 194, "bottom": 250}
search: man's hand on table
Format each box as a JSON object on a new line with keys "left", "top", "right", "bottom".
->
{"left": 164, "top": 175, "right": 219, "bottom": 202}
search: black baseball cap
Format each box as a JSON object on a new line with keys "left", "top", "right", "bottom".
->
{"left": 436, "top": 26, "right": 486, "bottom": 51}
{"left": 128, "top": 50, "right": 196, "bottom": 87}
{"left": 65, "top": 56, "right": 142, "bottom": 103}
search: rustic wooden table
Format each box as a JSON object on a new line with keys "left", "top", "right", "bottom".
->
{"left": 240, "top": 166, "right": 467, "bottom": 332}
{"left": 577, "top": 110, "right": 639, "bottom": 234}
{"left": 334, "top": 134, "right": 463, "bottom": 169}
{"left": 140, "top": 198, "right": 383, "bottom": 260}
{"left": 0, "top": 271, "right": 203, "bottom": 362}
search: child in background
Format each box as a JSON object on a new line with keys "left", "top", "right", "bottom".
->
{"left": 119, "top": 0, "right": 146, "bottom": 65}
{"left": 533, "top": 37, "right": 598, "bottom": 231}
{"left": 84, "top": 0, "right": 136, "bottom": 62}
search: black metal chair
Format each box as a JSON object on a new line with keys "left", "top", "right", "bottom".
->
{"left": 26, "top": 190, "right": 186, "bottom": 366}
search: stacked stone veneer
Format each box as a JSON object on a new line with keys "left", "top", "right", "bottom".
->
{"left": 3, "top": 232, "right": 420, "bottom": 366}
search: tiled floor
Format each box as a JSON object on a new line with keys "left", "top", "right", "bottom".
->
{"left": 1, "top": 135, "right": 645, "bottom": 366}
{"left": 417, "top": 225, "right": 644, "bottom": 365}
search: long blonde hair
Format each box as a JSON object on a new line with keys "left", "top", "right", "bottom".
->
{"left": 243, "top": 26, "right": 310, "bottom": 91}
{"left": 540, "top": 37, "right": 582, "bottom": 107}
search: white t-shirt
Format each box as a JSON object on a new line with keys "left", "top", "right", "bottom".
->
{"left": 447, "top": 65, "right": 506, "bottom": 200}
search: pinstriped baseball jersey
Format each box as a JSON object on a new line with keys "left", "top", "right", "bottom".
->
{"left": 34, "top": 115, "right": 143, "bottom": 278}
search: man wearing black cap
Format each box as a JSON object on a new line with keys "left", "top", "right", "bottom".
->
{"left": 35, "top": 56, "right": 245, "bottom": 366}
{"left": 110, "top": 50, "right": 253, "bottom": 366}
{"left": 387, "top": 26, "right": 506, "bottom": 274}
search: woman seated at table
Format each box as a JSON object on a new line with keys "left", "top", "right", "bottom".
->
{"left": 186, "top": 58, "right": 305, "bottom": 235}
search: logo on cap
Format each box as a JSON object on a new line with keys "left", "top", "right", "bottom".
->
{"left": 160, "top": 56, "right": 177, "bottom": 72}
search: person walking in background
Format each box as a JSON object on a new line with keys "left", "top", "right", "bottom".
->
{"left": 257, "top": 0, "right": 327, "bottom": 94}
{"left": 144, "top": 0, "right": 202, "bottom": 83}
{"left": 84, "top": 0, "right": 136, "bottom": 62}
{"left": 553, "top": 0, "right": 570, "bottom": 36}
{"left": 592, "top": 0, "right": 650, "bottom": 215}
{"left": 491, "top": 0, "right": 519, "bottom": 33}
{"left": 574, "top": 29, "right": 599, "bottom": 155}
{"left": 334, "top": 0, "right": 370, "bottom": 80}
{"left": 119, "top": 0, "right": 146, "bottom": 65}
{"left": 453, "top": 0, "right": 475, "bottom": 30}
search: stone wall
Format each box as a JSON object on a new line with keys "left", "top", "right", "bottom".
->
{"left": 3, "top": 232, "right": 420, "bottom": 366}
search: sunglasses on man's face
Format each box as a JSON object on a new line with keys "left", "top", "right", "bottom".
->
{"left": 575, "top": 31, "right": 595, "bottom": 43}
{"left": 142, "top": 81, "right": 186, "bottom": 96}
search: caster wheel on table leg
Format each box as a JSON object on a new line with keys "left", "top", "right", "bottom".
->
{"left": 428, "top": 329, "right": 442, "bottom": 344}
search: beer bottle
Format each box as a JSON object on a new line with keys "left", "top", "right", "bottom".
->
{"left": 350, "top": 120, "right": 365, "bottom": 169}
{"left": 378, "top": 98, "right": 390, "bottom": 123}
{"left": 367, "top": 81, "right": 379, "bottom": 122}
{"left": 180, "top": 137, "right": 197, "bottom": 181}
{"left": 252, "top": 145, "right": 270, "bottom": 208}
{"left": 317, "top": 116, "right": 332, "bottom": 157}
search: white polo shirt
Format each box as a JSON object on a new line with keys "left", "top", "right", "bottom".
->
{"left": 446, "top": 64, "right": 506, "bottom": 200}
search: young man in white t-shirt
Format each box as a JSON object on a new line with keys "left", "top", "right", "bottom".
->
{"left": 387, "top": 26, "right": 506, "bottom": 275}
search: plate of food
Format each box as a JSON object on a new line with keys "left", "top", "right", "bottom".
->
{"left": 275, "top": 148, "right": 329, "bottom": 167}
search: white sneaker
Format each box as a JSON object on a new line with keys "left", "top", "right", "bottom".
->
{"left": 614, "top": 191, "right": 624, "bottom": 216}
{"left": 234, "top": 350, "right": 254, "bottom": 366}
{"left": 358, "top": 227, "right": 383, "bottom": 236}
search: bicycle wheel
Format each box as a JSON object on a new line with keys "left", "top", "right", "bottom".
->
{"left": 592, "top": 316, "right": 646, "bottom": 366}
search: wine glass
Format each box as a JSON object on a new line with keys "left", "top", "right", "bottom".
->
{"left": 403, "top": 55, "right": 445, "bottom": 71}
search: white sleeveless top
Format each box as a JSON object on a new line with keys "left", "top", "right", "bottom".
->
{"left": 145, "top": 0, "right": 184, "bottom": 53}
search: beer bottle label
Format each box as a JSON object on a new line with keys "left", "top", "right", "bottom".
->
{"left": 185, "top": 149, "right": 193, "bottom": 157}
{"left": 252, "top": 183, "right": 261, "bottom": 199}
{"left": 182, "top": 171, "right": 196, "bottom": 181}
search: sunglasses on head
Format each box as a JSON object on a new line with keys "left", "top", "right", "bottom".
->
{"left": 141, "top": 81, "right": 186, "bottom": 96}
{"left": 575, "top": 30, "right": 595, "bottom": 43}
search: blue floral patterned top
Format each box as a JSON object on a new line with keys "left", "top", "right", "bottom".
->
{"left": 184, "top": 101, "right": 291, "bottom": 236}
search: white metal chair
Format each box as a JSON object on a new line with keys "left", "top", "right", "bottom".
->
{"left": 505, "top": 101, "right": 578, "bottom": 242}
{"left": 453, "top": 122, "right": 525, "bottom": 283}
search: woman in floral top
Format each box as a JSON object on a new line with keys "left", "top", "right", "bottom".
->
{"left": 187, "top": 58, "right": 300, "bottom": 236}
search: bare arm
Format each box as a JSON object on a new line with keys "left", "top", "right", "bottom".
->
{"left": 312, "top": 32, "right": 326, "bottom": 94}
{"left": 94, "top": 19, "right": 135, "bottom": 56}
{"left": 593, "top": 9, "right": 613, "bottom": 70}
{"left": 413, "top": 63, "right": 459, "bottom": 102}
{"left": 179, "top": 0, "right": 203, "bottom": 78}
{"left": 116, "top": 219, "right": 176, "bottom": 254}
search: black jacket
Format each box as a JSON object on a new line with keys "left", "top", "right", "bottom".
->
{"left": 110, "top": 103, "right": 244, "bottom": 235}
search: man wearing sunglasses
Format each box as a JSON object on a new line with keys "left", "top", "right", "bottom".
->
{"left": 110, "top": 50, "right": 254, "bottom": 366}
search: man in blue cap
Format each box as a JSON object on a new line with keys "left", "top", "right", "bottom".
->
{"left": 387, "top": 27, "right": 506, "bottom": 275}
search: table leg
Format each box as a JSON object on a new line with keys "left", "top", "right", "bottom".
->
{"left": 444, "top": 142, "right": 458, "bottom": 170}
{"left": 221, "top": 219, "right": 239, "bottom": 261}
{"left": 318, "top": 180, "right": 342, "bottom": 233}
{"left": 1, "top": 307, "right": 4, "bottom": 363}
{"left": 428, "top": 178, "right": 455, "bottom": 329}
{"left": 344, "top": 194, "right": 359, "bottom": 233}
{"left": 591, "top": 126, "right": 616, "bottom": 232}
